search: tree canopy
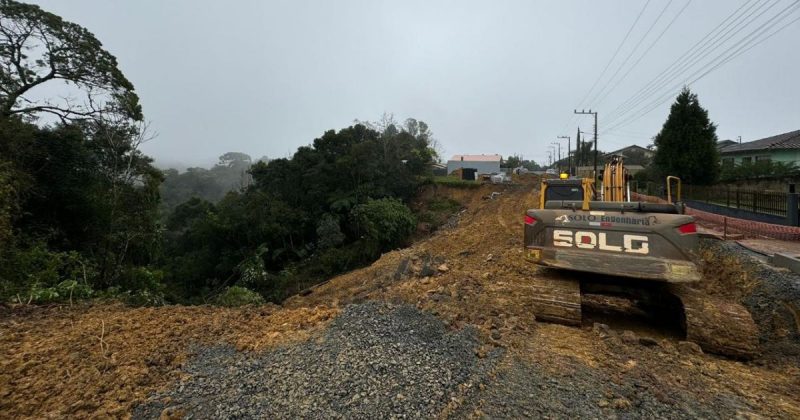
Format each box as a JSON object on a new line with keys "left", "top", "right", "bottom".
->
{"left": 652, "top": 88, "right": 720, "bottom": 185}
{"left": 0, "top": 0, "right": 141, "bottom": 122}
{"left": 160, "top": 122, "right": 436, "bottom": 301}
{"left": 160, "top": 152, "right": 255, "bottom": 211}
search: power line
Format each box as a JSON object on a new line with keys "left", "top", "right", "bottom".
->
{"left": 603, "top": 0, "right": 777, "bottom": 126}
{"left": 602, "top": 0, "right": 800, "bottom": 133}
{"left": 574, "top": 0, "right": 652, "bottom": 110}
{"left": 586, "top": 0, "right": 675, "bottom": 108}
{"left": 605, "top": 0, "right": 800, "bottom": 132}
{"left": 592, "top": 0, "right": 693, "bottom": 109}
{"left": 603, "top": 0, "right": 767, "bottom": 124}
{"left": 555, "top": 1, "right": 652, "bottom": 136}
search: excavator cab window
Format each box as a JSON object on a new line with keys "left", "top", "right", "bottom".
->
{"left": 544, "top": 181, "right": 584, "bottom": 202}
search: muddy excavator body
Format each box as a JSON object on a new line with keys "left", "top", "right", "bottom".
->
{"left": 524, "top": 157, "right": 758, "bottom": 358}
{"left": 525, "top": 205, "right": 701, "bottom": 283}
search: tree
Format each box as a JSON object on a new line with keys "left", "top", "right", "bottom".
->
{"left": 0, "top": 0, "right": 141, "bottom": 122}
{"left": 521, "top": 160, "right": 544, "bottom": 171}
{"left": 504, "top": 155, "right": 521, "bottom": 169}
{"left": 653, "top": 88, "right": 720, "bottom": 185}
{"left": 575, "top": 138, "right": 595, "bottom": 168}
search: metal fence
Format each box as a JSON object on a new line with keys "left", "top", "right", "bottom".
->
{"left": 683, "top": 185, "right": 789, "bottom": 217}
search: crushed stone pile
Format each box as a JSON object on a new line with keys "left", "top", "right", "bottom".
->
{"left": 133, "top": 302, "right": 502, "bottom": 419}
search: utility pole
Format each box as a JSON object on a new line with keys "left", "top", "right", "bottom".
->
{"left": 551, "top": 142, "right": 561, "bottom": 172}
{"left": 576, "top": 127, "right": 581, "bottom": 170}
{"left": 558, "top": 136, "right": 571, "bottom": 176}
{"left": 574, "top": 109, "right": 598, "bottom": 181}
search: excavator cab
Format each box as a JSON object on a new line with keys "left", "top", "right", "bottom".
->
{"left": 539, "top": 176, "right": 594, "bottom": 210}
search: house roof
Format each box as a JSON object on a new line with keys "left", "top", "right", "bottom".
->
{"left": 605, "top": 145, "right": 652, "bottom": 156}
{"left": 717, "top": 139, "right": 737, "bottom": 149}
{"left": 720, "top": 129, "right": 800, "bottom": 154}
{"left": 448, "top": 154, "right": 502, "bottom": 162}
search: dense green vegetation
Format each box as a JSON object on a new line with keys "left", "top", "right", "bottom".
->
{"left": 0, "top": 114, "right": 438, "bottom": 304}
{"left": 0, "top": 1, "right": 440, "bottom": 305}
{"left": 0, "top": 117, "right": 164, "bottom": 303}
{"left": 159, "top": 124, "right": 436, "bottom": 302}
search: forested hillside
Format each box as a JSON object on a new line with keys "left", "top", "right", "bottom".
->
{"left": 0, "top": 0, "right": 438, "bottom": 306}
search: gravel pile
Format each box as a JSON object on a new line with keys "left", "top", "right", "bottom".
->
{"left": 707, "top": 241, "right": 800, "bottom": 355}
{"left": 133, "top": 302, "right": 500, "bottom": 419}
{"left": 458, "top": 358, "right": 753, "bottom": 419}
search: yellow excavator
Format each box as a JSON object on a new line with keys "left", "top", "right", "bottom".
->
{"left": 524, "top": 155, "right": 758, "bottom": 358}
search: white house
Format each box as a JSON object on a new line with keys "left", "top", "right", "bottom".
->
{"left": 446, "top": 154, "right": 502, "bottom": 178}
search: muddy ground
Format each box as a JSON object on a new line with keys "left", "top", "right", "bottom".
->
{"left": 2, "top": 177, "right": 799, "bottom": 418}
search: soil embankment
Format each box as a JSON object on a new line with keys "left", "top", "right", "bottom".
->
{"left": 2, "top": 177, "right": 799, "bottom": 418}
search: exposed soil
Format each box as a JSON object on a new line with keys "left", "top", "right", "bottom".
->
{"left": 0, "top": 303, "right": 337, "bottom": 418}
{"left": 2, "top": 176, "right": 799, "bottom": 418}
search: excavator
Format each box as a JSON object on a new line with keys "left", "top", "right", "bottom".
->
{"left": 524, "top": 155, "right": 758, "bottom": 358}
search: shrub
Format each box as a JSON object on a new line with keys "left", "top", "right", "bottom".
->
{"left": 1, "top": 244, "right": 95, "bottom": 303}
{"left": 351, "top": 198, "right": 416, "bottom": 249}
{"left": 215, "top": 286, "right": 265, "bottom": 307}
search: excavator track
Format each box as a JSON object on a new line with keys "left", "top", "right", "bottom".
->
{"left": 669, "top": 284, "right": 759, "bottom": 359}
{"left": 523, "top": 272, "right": 582, "bottom": 326}
{"left": 525, "top": 272, "right": 760, "bottom": 359}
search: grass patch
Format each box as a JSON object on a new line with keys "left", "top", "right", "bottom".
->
{"left": 430, "top": 176, "right": 481, "bottom": 189}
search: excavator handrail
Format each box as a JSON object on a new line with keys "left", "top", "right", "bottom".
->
{"left": 666, "top": 176, "right": 681, "bottom": 204}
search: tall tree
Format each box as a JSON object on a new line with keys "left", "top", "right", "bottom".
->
{"left": 504, "top": 155, "right": 521, "bottom": 169}
{"left": 653, "top": 88, "right": 720, "bottom": 185}
{"left": 0, "top": 0, "right": 141, "bottom": 122}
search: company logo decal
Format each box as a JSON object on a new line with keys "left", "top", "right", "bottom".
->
{"left": 553, "top": 229, "right": 649, "bottom": 255}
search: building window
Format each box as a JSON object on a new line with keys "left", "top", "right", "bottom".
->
{"left": 741, "top": 156, "right": 752, "bottom": 164}
{"left": 721, "top": 158, "right": 734, "bottom": 168}
{"left": 755, "top": 155, "right": 771, "bottom": 163}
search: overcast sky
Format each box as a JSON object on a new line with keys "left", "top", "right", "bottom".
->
{"left": 28, "top": 0, "right": 800, "bottom": 168}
